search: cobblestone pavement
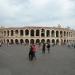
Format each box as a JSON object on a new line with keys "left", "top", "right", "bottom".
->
{"left": 0, "top": 44, "right": 75, "bottom": 75}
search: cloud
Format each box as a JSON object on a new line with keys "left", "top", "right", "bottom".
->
{"left": 0, "top": 0, "right": 75, "bottom": 29}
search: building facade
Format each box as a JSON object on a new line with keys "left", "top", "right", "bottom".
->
{"left": 0, "top": 25, "right": 75, "bottom": 45}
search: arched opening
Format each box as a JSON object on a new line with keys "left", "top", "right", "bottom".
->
{"left": 36, "top": 39, "right": 40, "bottom": 44}
{"left": 20, "top": 39, "right": 24, "bottom": 44}
{"left": 11, "top": 39, "right": 14, "bottom": 44}
{"left": 25, "top": 39, "right": 29, "bottom": 44}
{"left": 41, "top": 39, "right": 45, "bottom": 43}
{"left": 30, "top": 39, "right": 34, "bottom": 44}
{"left": 56, "top": 39, "right": 59, "bottom": 45}
{"left": 36, "top": 30, "right": 40, "bottom": 36}
{"left": 15, "top": 30, "right": 18, "bottom": 34}
{"left": 51, "top": 30, "right": 55, "bottom": 37}
{"left": 7, "top": 39, "right": 9, "bottom": 43}
{"left": 52, "top": 39, "right": 55, "bottom": 45}
{"left": 30, "top": 29, "right": 34, "bottom": 36}
{"left": 15, "top": 39, "right": 19, "bottom": 44}
{"left": 20, "top": 30, "right": 23, "bottom": 36}
{"left": 60, "top": 31, "right": 63, "bottom": 37}
{"left": 69, "top": 32, "right": 70, "bottom": 37}
{"left": 11, "top": 30, "right": 14, "bottom": 36}
{"left": 4, "top": 31, "right": 6, "bottom": 36}
{"left": 61, "top": 39, "right": 63, "bottom": 45}
{"left": 41, "top": 29, "right": 45, "bottom": 37}
{"left": 67, "top": 40, "right": 68, "bottom": 43}
{"left": 64, "top": 31, "right": 66, "bottom": 36}
{"left": 67, "top": 32, "right": 68, "bottom": 37}
{"left": 46, "top": 30, "right": 50, "bottom": 37}
{"left": 46, "top": 39, "right": 50, "bottom": 43}
{"left": 25, "top": 29, "right": 29, "bottom": 36}
{"left": 56, "top": 31, "right": 59, "bottom": 37}
{"left": 7, "top": 30, "right": 9, "bottom": 36}
{"left": 64, "top": 40, "right": 66, "bottom": 44}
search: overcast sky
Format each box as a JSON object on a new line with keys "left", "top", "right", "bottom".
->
{"left": 0, "top": 0, "right": 75, "bottom": 29}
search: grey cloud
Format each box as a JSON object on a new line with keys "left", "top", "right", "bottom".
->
{"left": 0, "top": 0, "right": 75, "bottom": 29}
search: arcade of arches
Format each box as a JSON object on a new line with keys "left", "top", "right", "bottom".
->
{"left": 2, "top": 27, "right": 75, "bottom": 45}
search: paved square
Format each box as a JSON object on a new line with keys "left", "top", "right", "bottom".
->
{"left": 0, "top": 44, "right": 75, "bottom": 75}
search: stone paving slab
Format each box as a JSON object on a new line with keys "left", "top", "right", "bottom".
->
{"left": 0, "top": 44, "right": 75, "bottom": 75}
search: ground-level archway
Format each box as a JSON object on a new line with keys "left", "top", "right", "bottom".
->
{"left": 7, "top": 39, "right": 9, "bottom": 44}
{"left": 64, "top": 39, "right": 66, "bottom": 45}
{"left": 11, "top": 39, "right": 14, "bottom": 44}
{"left": 41, "top": 39, "right": 45, "bottom": 43}
{"left": 25, "top": 39, "right": 29, "bottom": 44}
{"left": 15, "top": 39, "right": 19, "bottom": 44}
{"left": 30, "top": 39, "right": 34, "bottom": 44}
{"left": 56, "top": 39, "right": 59, "bottom": 45}
{"left": 20, "top": 39, "right": 24, "bottom": 44}
{"left": 46, "top": 39, "right": 50, "bottom": 43}
{"left": 36, "top": 39, "right": 40, "bottom": 44}
{"left": 52, "top": 39, "right": 55, "bottom": 45}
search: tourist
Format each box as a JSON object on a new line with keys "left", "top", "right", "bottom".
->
{"left": 29, "top": 44, "right": 36, "bottom": 61}
{"left": 32, "top": 44, "right": 37, "bottom": 60}
{"left": 29, "top": 44, "right": 33, "bottom": 61}
{"left": 47, "top": 43, "right": 50, "bottom": 53}
{"left": 42, "top": 43, "right": 46, "bottom": 54}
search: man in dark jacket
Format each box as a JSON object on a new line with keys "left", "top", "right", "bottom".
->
{"left": 29, "top": 45, "right": 33, "bottom": 61}
{"left": 42, "top": 43, "right": 46, "bottom": 54}
{"left": 47, "top": 43, "right": 50, "bottom": 53}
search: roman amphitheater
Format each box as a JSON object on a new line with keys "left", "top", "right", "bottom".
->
{"left": 0, "top": 25, "right": 75, "bottom": 45}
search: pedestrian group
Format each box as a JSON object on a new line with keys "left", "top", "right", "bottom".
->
{"left": 29, "top": 43, "right": 51, "bottom": 61}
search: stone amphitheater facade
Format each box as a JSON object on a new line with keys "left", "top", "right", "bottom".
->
{"left": 0, "top": 25, "right": 75, "bottom": 45}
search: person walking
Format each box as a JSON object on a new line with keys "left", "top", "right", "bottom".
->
{"left": 47, "top": 43, "right": 50, "bottom": 53}
{"left": 42, "top": 43, "right": 45, "bottom": 54}
{"left": 29, "top": 45, "right": 33, "bottom": 61}
{"left": 32, "top": 44, "right": 36, "bottom": 60}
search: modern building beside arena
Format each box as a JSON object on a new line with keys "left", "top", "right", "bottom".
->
{"left": 0, "top": 25, "right": 75, "bottom": 45}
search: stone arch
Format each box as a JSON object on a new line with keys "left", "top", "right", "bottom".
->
{"left": 46, "top": 39, "right": 50, "bottom": 43}
{"left": 20, "top": 30, "right": 23, "bottom": 36}
{"left": 25, "top": 29, "right": 29, "bottom": 36}
{"left": 36, "top": 29, "right": 40, "bottom": 36}
{"left": 41, "top": 39, "right": 45, "bottom": 43}
{"left": 30, "top": 29, "right": 34, "bottom": 36}
{"left": 7, "top": 30, "right": 9, "bottom": 36}
{"left": 67, "top": 39, "right": 68, "bottom": 43}
{"left": 30, "top": 39, "right": 34, "bottom": 44}
{"left": 25, "top": 39, "right": 29, "bottom": 44}
{"left": 64, "top": 39, "right": 66, "bottom": 44}
{"left": 36, "top": 39, "right": 40, "bottom": 44}
{"left": 15, "top": 39, "right": 19, "bottom": 44}
{"left": 60, "top": 31, "right": 63, "bottom": 37}
{"left": 67, "top": 32, "right": 68, "bottom": 37}
{"left": 7, "top": 39, "right": 9, "bottom": 43}
{"left": 11, "top": 30, "right": 14, "bottom": 36}
{"left": 56, "top": 31, "right": 59, "bottom": 37}
{"left": 64, "top": 31, "right": 66, "bottom": 36}
{"left": 15, "top": 30, "right": 18, "bottom": 34}
{"left": 52, "top": 39, "right": 55, "bottom": 45}
{"left": 11, "top": 39, "right": 14, "bottom": 44}
{"left": 20, "top": 39, "right": 24, "bottom": 44}
{"left": 41, "top": 29, "right": 45, "bottom": 37}
{"left": 61, "top": 39, "right": 63, "bottom": 45}
{"left": 56, "top": 39, "right": 59, "bottom": 45}
{"left": 46, "top": 30, "right": 50, "bottom": 37}
{"left": 4, "top": 31, "right": 6, "bottom": 36}
{"left": 51, "top": 30, "right": 55, "bottom": 37}
{"left": 69, "top": 32, "right": 70, "bottom": 37}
